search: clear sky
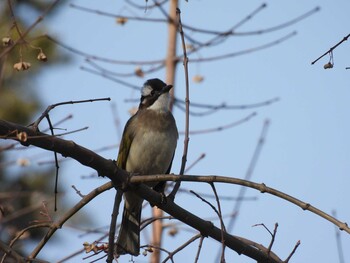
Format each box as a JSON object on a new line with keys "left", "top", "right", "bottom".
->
{"left": 14, "top": 0, "right": 350, "bottom": 262}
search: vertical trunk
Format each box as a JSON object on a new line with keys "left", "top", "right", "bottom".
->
{"left": 151, "top": 1, "right": 178, "bottom": 263}
{"left": 165, "top": 0, "right": 179, "bottom": 112}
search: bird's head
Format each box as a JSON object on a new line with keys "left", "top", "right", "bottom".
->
{"left": 139, "top": 78, "right": 173, "bottom": 111}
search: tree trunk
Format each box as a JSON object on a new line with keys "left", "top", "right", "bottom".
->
{"left": 151, "top": 1, "right": 178, "bottom": 263}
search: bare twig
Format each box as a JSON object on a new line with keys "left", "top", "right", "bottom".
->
{"left": 185, "top": 3, "right": 267, "bottom": 50}
{"left": 47, "top": 35, "right": 165, "bottom": 65}
{"left": 126, "top": 0, "right": 168, "bottom": 10}
{"left": 178, "top": 112, "right": 256, "bottom": 135}
{"left": 190, "top": 190, "right": 220, "bottom": 216}
{"left": 190, "top": 32, "right": 296, "bottom": 63}
{"left": 107, "top": 190, "right": 122, "bottom": 263}
{"left": 210, "top": 183, "right": 226, "bottom": 263}
{"left": 184, "top": 153, "right": 206, "bottom": 173}
{"left": 0, "top": 0, "right": 62, "bottom": 59}
{"left": 267, "top": 223, "right": 278, "bottom": 254}
{"left": 80, "top": 67, "right": 141, "bottom": 90}
{"left": 284, "top": 240, "right": 301, "bottom": 263}
{"left": 332, "top": 210, "right": 345, "bottom": 263}
{"left": 38, "top": 143, "right": 118, "bottom": 166}
{"left": 44, "top": 114, "right": 60, "bottom": 211}
{"left": 31, "top": 97, "right": 110, "bottom": 130}
{"left": 57, "top": 234, "right": 108, "bottom": 262}
{"left": 0, "top": 240, "right": 26, "bottom": 263}
{"left": 175, "top": 96, "right": 279, "bottom": 111}
{"left": 28, "top": 182, "right": 112, "bottom": 260}
{"left": 169, "top": 7, "right": 190, "bottom": 199}
{"left": 311, "top": 33, "right": 350, "bottom": 65}
{"left": 161, "top": 234, "right": 202, "bottom": 263}
{"left": 194, "top": 236, "right": 204, "bottom": 263}
{"left": 252, "top": 223, "right": 279, "bottom": 255}
{"left": 71, "top": 185, "right": 85, "bottom": 198}
{"left": 1, "top": 223, "right": 51, "bottom": 263}
{"left": 0, "top": 197, "right": 54, "bottom": 224}
{"left": 234, "top": 7, "right": 320, "bottom": 36}
{"left": 141, "top": 215, "right": 174, "bottom": 231}
{"left": 128, "top": 173, "right": 350, "bottom": 234}
{"left": 226, "top": 120, "right": 270, "bottom": 235}
{"left": 178, "top": 188, "right": 257, "bottom": 202}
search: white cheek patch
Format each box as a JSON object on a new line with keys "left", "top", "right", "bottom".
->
{"left": 141, "top": 85, "right": 153, "bottom": 97}
{"left": 149, "top": 92, "right": 170, "bottom": 111}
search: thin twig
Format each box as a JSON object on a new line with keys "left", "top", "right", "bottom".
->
{"left": 31, "top": 97, "right": 110, "bottom": 129}
{"left": 80, "top": 67, "right": 140, "bottom": 90}
{"left": 141, "top": 216, "right": 174, "bottom": 231}
{"left": 0, "top": 240, "right": 26, "bottom": 263}
{"left": 185, "top": 3, "right": 267, "bottom": 51}
{"left": 190, "top": 190, "right": 220, "bottom": 216}
{"left": 71, "top": 185, "right": 85, "bottom": 198}
{"left": 284, "top": 240, "right": 301, "bottom": 263}
{"left": 332, "top": 210, "right": 345, "bottom": 263}
{"left": 252, "top": 223, "right": 279, "bottom": 255}
{"left": 234, "top": 7, "right": 320, "bottom": 36}
{"left": 47, "top": 34, "right": 165, "bottom": 65}
{"left": 178, "top": 112, "right": 256, "bottom": 135}
{"left": 126, "top": 0, "right": 168, "bottom": 10}
{"left": 178, "top": 187, "right": 257, "bottom": 201}
{"left": 122, "top": 173, "right": 350, "bottom": 234}
{"left": 57, "top": 234, "right": 108, "bottom": 262}
{"left": 190, "top": 32, "right": 297, "bottom": 63}
{"left": 7, "top": 0, "right": 24, "bottom": 39}
{"left": 107, "top": 190, "right": 122, "bottom": 263}
{"left": 210, "top": 183, "right": 226, "bottom": 263}
{"left": 45, "top": 114, "right": 60, "bottom": 211}
{"left": 0, "top": 0, "right": 62, "bottom": 59}
{"left": 1, "top": 115, "right": 72, "bottom": 153}
{"left": 226, "top": 120, "right": 270, "bottom": 233}
{"left": 161, "top": 234, "right": 201, "bottom": 263}
{"left": 0, "top": 223, "right": 51, "bottom": 263}
{"left": 194, "top": 236, "right": 204, "bottom": 263}
{"left": 175, "top": 97, "right": 279, "bottom": 111}
{"left": 28, "top": 182, "right": 113, "bottom": 260}
{"left": 38, "top": 143, "right": 118, "bottom": 166}
{"left": 169, "top": 7, "right": 190, "bottom": 199}
{"left": 184, "top": 153, "right": 206, "bottom": 173}
{"left": 267, "top": 223, "right": 278, "bottom": 254}
{"left": 311, "top": 33, "right": 350, "bottom": 65}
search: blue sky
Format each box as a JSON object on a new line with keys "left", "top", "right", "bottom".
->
{"left": 12, "top": 1, "right": 350, "bottom": 262}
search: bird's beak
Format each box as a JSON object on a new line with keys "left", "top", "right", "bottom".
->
{"left": 161, "top": 84, "right": 173, "bottom": 94}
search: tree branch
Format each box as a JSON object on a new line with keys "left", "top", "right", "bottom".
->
{"left": 0, "top": 119, "right": 284, "bottom": 263}
{"left": 3, "top": 119, "right": 349, "bottom": 261}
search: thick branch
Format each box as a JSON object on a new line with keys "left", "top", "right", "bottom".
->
{"left": 0, "top": 119, "right": 127, "bottom": 186}
{"left": 0, "top": 119, "right": 282, "bottom": 262}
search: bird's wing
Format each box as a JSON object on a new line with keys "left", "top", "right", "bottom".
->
{"left": 116, "top": 115, "right": 137, "bottom": 169}
{"left": 166, "top": 151, "right": 175, "bottom": 174}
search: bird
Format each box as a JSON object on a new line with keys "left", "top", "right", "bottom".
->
{"left": 115, "top": 78, "right": 178, "bottom": 256}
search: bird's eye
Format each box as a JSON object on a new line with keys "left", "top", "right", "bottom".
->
{"left": 150, "top": 90, "right": 155, "bottom": 96}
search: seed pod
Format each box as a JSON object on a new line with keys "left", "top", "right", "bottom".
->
{"left": 2, "top": 36, "right": 14, "bottom": 46}
{"left": 323, "top": 62, "right": 333, "bottom": 69}
{"left": 37, "top": 51, "right": 48, "bottom": 62}
{"left": 135, "top": 66, "right": 144, "bottom": 77}
{"left": 116, "top": 17, "right": 128, "bottom": 25}
{"left": 13, "top": 61, "right": 31, "bottom": 71}
{"left": 193, "top": 74, "right": 204, "bottom": 83}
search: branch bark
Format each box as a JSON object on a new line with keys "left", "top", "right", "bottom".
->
{"left": 0, "top": 119, "right": 309, "bottom": 262}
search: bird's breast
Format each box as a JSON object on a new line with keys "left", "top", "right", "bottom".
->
{"left": 126, "top": 110, "right": 177, "bottom": 175}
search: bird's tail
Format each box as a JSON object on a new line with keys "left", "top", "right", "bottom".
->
{"left": 116, "top": 194, "right": 142, "bottom": 256}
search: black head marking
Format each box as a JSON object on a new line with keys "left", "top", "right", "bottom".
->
{"left": 139, "top": 79, "right": 169, "bottom": 109}
{"left": 146, "top": 78, "right": 167, "bottom": 90}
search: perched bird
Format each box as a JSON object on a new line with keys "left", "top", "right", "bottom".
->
{"left": 115, "top": 78, "right": 178, "bottom": 256}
